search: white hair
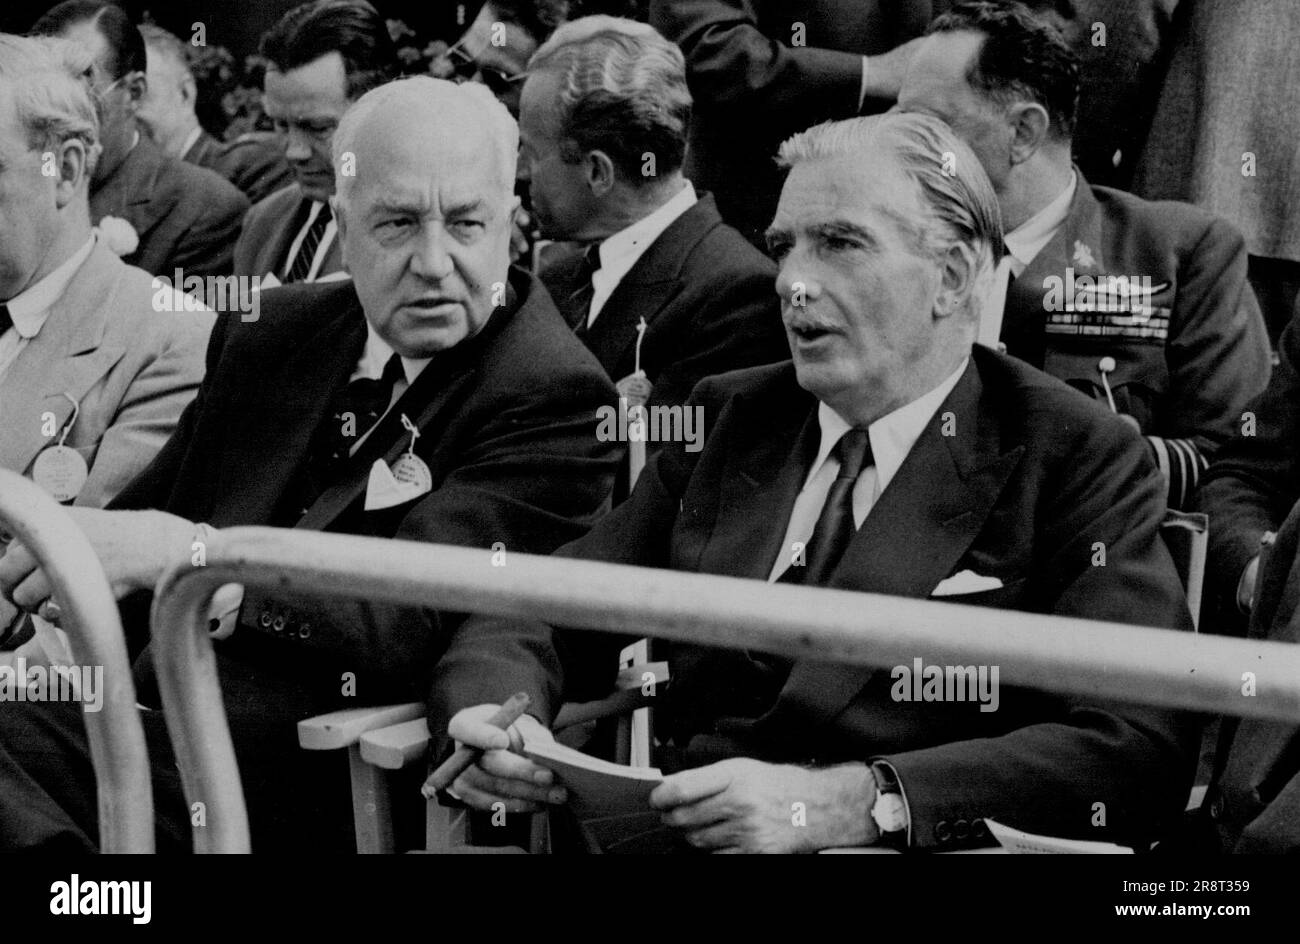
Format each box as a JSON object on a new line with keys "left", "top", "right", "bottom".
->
{"left": 0, "top": 33, "right": 101, "bottom": 176}
{"left": 331, "top": 76, "right": 518, "bottom": 210}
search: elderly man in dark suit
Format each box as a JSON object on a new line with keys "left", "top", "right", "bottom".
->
{"left": 31, "top": 1, "right": 249, "bottom": 279}
{"left": 436, "top": 112, "right": 1197, "bottom": 854}
{"left": 521, "top": 17, "right": 786, "bottom": 432}
{"left": 136, "top": 24, "right": 291, "bottom": 205}
{"left": 232, "top": 0, "right": 398, "bottom": 285}
{"left": 0, "top": 76, "right": 619, "bottom": 852}
{"left": 896, "top": 0, "right": 1270, "bottom": 510}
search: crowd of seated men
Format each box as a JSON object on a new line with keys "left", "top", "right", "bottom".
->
{"left": 0, "top": 0, "right": 1296, "bottom": 853}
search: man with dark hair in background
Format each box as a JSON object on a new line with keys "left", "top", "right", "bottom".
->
{"left": 232, "top": 0, "right": 397, "bottom": 284}
{"left": 137, "top": 23, "right": 291, "bottom": 205}
{"left": 31, "top": 0, "right": 249, "bottom": 278}
{"left": 897, "top": 0, "right": 1269, "bottom": 511}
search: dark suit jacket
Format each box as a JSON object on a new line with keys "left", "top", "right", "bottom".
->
{"left": 233, "top": 183, "right": 346, "bottom": 282}
{"left": 652, "top": 0, "right": 945, "bottom": 245}
{"left": 90, "top": 133, "right": 249, "bottom": 278}
{"left": 113, "top": 269, "right": 619, "bottom": 719}
{"left": 541, "top": 194, "right": 787, "bottom": 411}
{"left": 1202, "top": 494, "right": 1300, "bottom": 853}
{"left": 1196, "top": 299, "right": 1300, "bottom": 635}
{"left": 1003, "top": 176, "right": 1270, "bottom": 509}
{"left": 435, "top": 347, "right": 1198, "bottom": 851}
{"left": 185, "top": 130, "right": 293, "bottom": 206}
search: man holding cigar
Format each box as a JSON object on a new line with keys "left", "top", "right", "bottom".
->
{"left": 0, "top": 76, "right": 617, "bottom": 852}
{"left": 436, "top": 112, "right": 1197, "bottom": 853}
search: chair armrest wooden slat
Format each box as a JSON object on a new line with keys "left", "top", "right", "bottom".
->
{"left": 297, "top": 702, "right": 424, "bottom": 751}
{"left": 360, "top": 718, "right": 432, "bottom": 770}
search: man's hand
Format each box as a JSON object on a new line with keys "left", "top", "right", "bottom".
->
{"left": 444, "top": 704, "right": 567, "bottom": 814}
{"left": 863, "top": 37, "right": 926, "bottom": 102}
{"left": 0, "top": 508, "right": 196, "bottom": 612}
{"left": 650, "top": 758, "right": 878, "bottom": 853}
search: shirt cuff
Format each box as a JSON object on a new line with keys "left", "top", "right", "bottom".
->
{"left": 859, "top": 56, "right": 871, "bottom": 111}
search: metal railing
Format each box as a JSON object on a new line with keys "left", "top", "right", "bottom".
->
{"left": 0, "top": 470, "right": 153, "bottom": 852}
{"left": 150, "top": 524, "right": 1300, "bottom": 853}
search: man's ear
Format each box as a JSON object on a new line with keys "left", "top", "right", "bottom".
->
{"left": 933, "top": 241, "right": 980, "bottom": 322}
{"left": 180, "top": 73, "right": 197, "bottom": 108}
{"left": 585, "top": 149, "right": 617, "bottom": 197}
{"left": 123, "top": 71, "right": 147, "bottom": 115}
{"left": 52, "top": 138, "right": 90, "bottom": 209}
{"left": 1006, "top": 101, "right": 1050, "bottom": 166}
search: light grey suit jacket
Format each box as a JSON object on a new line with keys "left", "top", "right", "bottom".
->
{"left": 0, "top": 242, "right": 214, "bottom": 508}
{"left": 232, "top": 183, "right": 346, "bottom": 282}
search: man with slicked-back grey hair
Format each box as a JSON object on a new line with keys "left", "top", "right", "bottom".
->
{"left": 521, "top": 15, "right": 786, "bottom": 499}
{"left": 440, "top": 111, "right": 1197, "bottom": 854}
{"left": 0, "top": 76, "right": 620, "bottom": 852}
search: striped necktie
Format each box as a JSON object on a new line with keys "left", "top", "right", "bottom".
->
{"left": 285, "top": 203, "right": 333, "bottom": 284}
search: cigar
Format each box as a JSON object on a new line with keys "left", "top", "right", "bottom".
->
{"left": 422, "top": 691, "right": 531, "bottom": 796}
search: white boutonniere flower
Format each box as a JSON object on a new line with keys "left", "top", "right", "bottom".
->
{"left": 96, "top": 216, "right": 139, "bottom": 256}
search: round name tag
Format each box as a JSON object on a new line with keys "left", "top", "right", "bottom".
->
{"left": 615, "top": 372, "right": 653, "bottom": 407}
{"left": 389, "top": 453, "right": 432, "bottom": 493}
{"left": 32, "top": 445, "right": 88, "bottom": 503}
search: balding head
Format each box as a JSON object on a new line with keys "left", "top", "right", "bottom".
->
{"left": 329, "top": 77, "right": 521, "bottom": 358}
{"left": 332, "top": 76, "right": 516, "bottom": 214}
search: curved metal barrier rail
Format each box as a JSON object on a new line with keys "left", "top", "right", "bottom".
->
{"left": 153, "top": 525, "right": 1300, "bottom": 853}
{"left": 0, "top": 470, "right": 154, "bottom": 852}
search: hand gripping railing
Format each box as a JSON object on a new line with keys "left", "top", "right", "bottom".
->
{"left": 0, "top": 470, "right": 153, "bottom": 852}
{"left": 153, "top": 525, "right": 1300, "bottom": 853}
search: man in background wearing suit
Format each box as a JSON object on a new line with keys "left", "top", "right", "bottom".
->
{"left": 136, "top": 24, "right": 291, "bottom": 206}
{"left": 0, "top": 77, "right": 619, "bottom": 852}
{"left": 521, "top": 18, "right": 786, "bottom": 423}
{"left": 32, "top": 1, "right": 249, "bottom": 278}
{"left": 438, "top": 113, "right": 1197, "bottom": 853}
{"left": 232, "top": 0, "right": 397, "bottom": 285}
{"left": 896, "top": 1, "right": 1270, "bottom": 510}
{"left": 0, "top": 35, "right": 212, "bottom": 647}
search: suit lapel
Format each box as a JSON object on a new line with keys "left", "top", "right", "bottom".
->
{"left": 583, "top": 196, "right": 720, "bottom": 376}
{"left": 208, "top": 298, "right": 365, "bottom": 525}
{"left": 90, "top": 137, "right": 163, "bottom": 231}
{"left": 697, "top": 369, "right": 820, "bottom": 580}
{"left": 765, "top": 358, "right": 1027, "bottom": 730}
{"left": 0, "top": 245, "right": 124, "bottom": 475}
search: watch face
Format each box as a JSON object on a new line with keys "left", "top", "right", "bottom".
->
{"left": 872, "top": 793, "right": 908, "bottom": 834}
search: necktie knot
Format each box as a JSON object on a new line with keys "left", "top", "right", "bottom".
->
{"left": 834, "top": 428, "right": 872, "bottom": 481}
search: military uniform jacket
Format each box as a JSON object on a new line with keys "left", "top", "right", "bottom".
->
{"left": 1001, "top": 175, "right": 1271, "bottom": 508}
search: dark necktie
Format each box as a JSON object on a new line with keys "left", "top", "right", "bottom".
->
{"left": 285, "top": 202, "right": 333, "bottom": 284}
{"left": 560, "top": 243, "right": 602, "bottom": 335}
{"left": 0, "top": 304, "right": 12, "bottom": 335}
{"left": 312, "top": 353, "right": 405, "bottom": 482}
{"left": 779, "top": 428, "right": 874, "bottom": 585}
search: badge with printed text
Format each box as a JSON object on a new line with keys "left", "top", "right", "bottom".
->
{"left": 32, "top": 393, "right": 87, "bottom": 502}
{"left": 32, "top": 445, "right": 88, "bottom": 503}
{"left": 363, "top": 414, "right": 432, "bottom": 511}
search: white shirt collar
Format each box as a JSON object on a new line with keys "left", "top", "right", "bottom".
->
{"left": 352, "top": 322, "right": 432, "bottom": 387}
{"left": 1004, "top": 171, "right": 1077, "bottom": 273}
{"left": 180, "top": 125, "right": 204, "bottom": 158}
{"left": 3, "top": 235, "right": 97, "bottom": 339}
{"left": 588, "top": 181, "right": 698, "bottom": 324}
{"left": 807, "top": 358, "right": 970, "bottom": 495}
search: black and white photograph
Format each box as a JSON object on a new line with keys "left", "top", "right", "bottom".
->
{"left": 0, "top": 0, "right": 1295, "bottom": 922}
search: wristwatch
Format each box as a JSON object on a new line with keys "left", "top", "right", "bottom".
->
{"left": 870, "top": 762, "right": 908, "bottom": 845}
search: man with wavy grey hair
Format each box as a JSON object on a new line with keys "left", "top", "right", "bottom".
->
{"left": 0, "top": 75, "right": 618, "bottom": 851}
{"left": 442, "top": 111, "right": 1196, "bottom": 854}
{"left": 0, "top": 33, "right": 211, "bottom": 536}
{"left": 521, "top": 15, "right": 785, "bottom": 472}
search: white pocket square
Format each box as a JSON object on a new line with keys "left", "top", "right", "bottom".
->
{"left": 931, "top": 570, "right": 1004, "bottom": 597}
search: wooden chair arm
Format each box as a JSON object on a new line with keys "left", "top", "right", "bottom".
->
{"left": 360, "top": 718, "right": 432, "bottom": 770}
{"left": 297, "top": 702, "right": 424, "bottom": 751}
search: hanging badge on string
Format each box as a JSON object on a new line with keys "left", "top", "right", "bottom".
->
{"left": 614, "top": 317, "right": 653, "bottom": 406}
{"left": 364, "top": 414, "right": 432, "bottom": 510}
{"left": 32, "top": 393, "right": 89, "bottom": 503}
